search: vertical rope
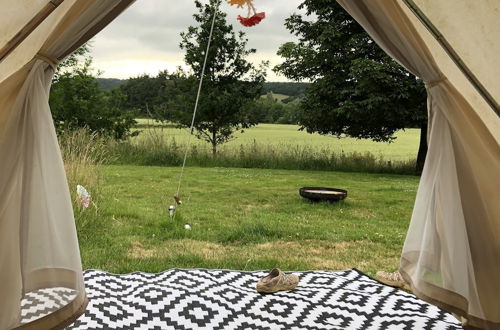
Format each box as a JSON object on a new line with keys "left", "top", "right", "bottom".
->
{"left": 174, "top": 0, "right": 221, "bottom": 210}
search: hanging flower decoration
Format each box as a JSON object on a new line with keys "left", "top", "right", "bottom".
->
{"left": 227, "top": 0, "right": 248, "bottom": 8}
{"left": 237, "top": 12, "right": 265, "bottom": 27}
{"left": 227, "top": 0, "right": 265, "bottom": 27}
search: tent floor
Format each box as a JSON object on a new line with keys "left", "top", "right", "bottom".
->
{"left": 49, "top": 268, "right": 462, "bottom": 329}
{"left": 19, "top": 268, "right": 462, "bottom": 329}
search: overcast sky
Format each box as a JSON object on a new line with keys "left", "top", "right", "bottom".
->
{"left": 90, "top": 0, "right": 307, "bottom": 81}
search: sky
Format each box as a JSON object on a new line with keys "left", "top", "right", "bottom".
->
{"left": 90, "top": 0, "right": 308, "bottom": 82}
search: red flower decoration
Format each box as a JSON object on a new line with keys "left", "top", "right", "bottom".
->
{"left": 237, "top": 12, "right": 265, "bottom": 27}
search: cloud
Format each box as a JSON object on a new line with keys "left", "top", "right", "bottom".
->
{"left": 90, "top": 0, "right": 307, "bottom": 81}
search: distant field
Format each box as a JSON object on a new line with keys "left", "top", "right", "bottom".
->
{"left": 133, "top": 120, "right": 420, "bottom": 162}
{"left": 260, "top": 93, "right": 290, "bottom": 102}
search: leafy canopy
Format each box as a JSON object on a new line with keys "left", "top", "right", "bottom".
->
{"left": 274, "top": 0, "right": 427, "bottom": 143}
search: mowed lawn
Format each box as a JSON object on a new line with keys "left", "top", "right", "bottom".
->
{"left": 78, "top": 165, "right": 419, "bottom": 276}
{"left": 133, "top": 121, "right": 420, "bottom": 162}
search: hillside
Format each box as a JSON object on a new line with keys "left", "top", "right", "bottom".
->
{"left": 261, "top": 82, "right": 310, "bottom": 96}
{"left": 97, "top": 78, "right": 127, "bottom": 90}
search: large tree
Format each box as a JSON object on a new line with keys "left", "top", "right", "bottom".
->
{"left": 274, "top": 0, "right": 428, "bottom": 172}
{"left": 165, "top": 0, "right": 267, "bottom": 155}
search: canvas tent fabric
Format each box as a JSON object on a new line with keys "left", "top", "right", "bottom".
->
{"left": 0, "top": 1, "right": 134, "bottom": 329}
{"left": 337, "top": 1, "right": 500, "bottom": 329}
{"left": 1, "top": 0, "right": 499, "bottom": 329}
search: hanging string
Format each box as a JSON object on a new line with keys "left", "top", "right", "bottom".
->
{"left": 173, "top": 0, "right": 222, "bottom": 214}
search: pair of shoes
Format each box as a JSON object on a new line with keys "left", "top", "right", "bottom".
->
{"left": 256, "top": 268, "right": 299, "bottom": 293}
{"left": 376, "top": 270, "right": 410, "bottom": 290}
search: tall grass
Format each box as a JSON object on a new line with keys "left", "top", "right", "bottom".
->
{"left": 107, "top": 129, "right": 417, "bottom": 175}
{"left": 59, "top": 128, "right": 108, "bottom": 231}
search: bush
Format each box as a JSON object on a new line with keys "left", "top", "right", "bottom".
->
{"left": 50, "top": 46, "right": 137, "bottom": 139}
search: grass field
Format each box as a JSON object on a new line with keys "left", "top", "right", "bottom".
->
{"left": 261, "top": 93, "right": 290, "bottom": 102}
{"left": 77, "top": 165, "right": 418, "bottom": 276}
{"left": 132, "top": 121, "right": 420, "bottom": 162}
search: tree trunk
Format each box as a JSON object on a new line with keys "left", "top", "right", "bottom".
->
{"left": 416, "top": 122, "right": 428, "bottom": 174}
{"left": 212, "top": 130, "right": 217, "bottom": 157}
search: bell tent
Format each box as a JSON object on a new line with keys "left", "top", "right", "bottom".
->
{"left": 0, "top": 0, "right": 498, "bottom": 329}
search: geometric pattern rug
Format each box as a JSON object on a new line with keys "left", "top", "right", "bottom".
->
{"left": 66, "top": 268, "right": 463, "bottom": 329}
{"left": 20, "top": 288, "right": 76, "bottom": 325}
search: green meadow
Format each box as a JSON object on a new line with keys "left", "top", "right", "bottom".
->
{"left": 132, "top": 121, "right": 420, "bottom": 162}
{"left": 64, "top": 124, "right": 421, "bottom": 276}
{"left": 76, "top": 165, "right": 418, "bottom": 276}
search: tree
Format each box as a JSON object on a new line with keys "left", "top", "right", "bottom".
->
{"left": 164, "top": 0, "right": 267, "bottom": 155}
{"left": 50, "top": 46, "right": 137, "bottom": 139}
{"left": 274, "top": 0, "right": 428, "bottom": 172}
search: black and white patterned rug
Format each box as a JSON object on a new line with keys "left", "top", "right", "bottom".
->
{"left": 64, "top": 268, "right": 462, "bottom": 329}
{"left": 20, "top": 287, "right": 76, "bottom": 325}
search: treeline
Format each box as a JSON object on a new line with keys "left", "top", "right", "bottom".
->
{"left": 97, "top": 78, "right": 311, "bottom": 96}
{"left": 98, "top": 77, "right": 309, "bottom": 97}
{"left": 97, "top": 78, "right": 126, "bottom": 91}
{"left": 261, "top": 82, "right": 309, "bottom": 97}
{"left": 96, "top": 73, "right": 301, "bottom": 125}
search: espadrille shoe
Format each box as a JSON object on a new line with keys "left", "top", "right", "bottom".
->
{"left": 256, "top": 268, "right": 299, "bottom": 293}
{"left": 376, "top": 271, "right": 410, "bottom": 291}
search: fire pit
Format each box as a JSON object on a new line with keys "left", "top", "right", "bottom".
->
{"left": 299, "top": 187, "right": 347, "bottom": 202}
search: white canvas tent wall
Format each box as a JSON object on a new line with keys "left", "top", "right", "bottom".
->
{"left": 0, "top": 1, "right": 134, "bottom": 329}
{"left": 0, "top": 0, "right": 498, "bottom": 329}
{"left": 337, "top": 1, "right": 500, "bottom": 329}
